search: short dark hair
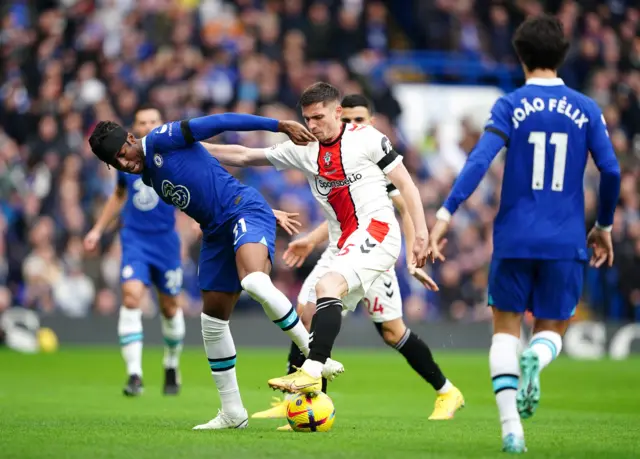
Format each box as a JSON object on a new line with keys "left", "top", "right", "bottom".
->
{"left": 134, "top": 104, "right": 164, "bottom": 120}
{"left": 341, "top": 94, "right": 374, "bottom": 113}
{"left": 89, "top": 120, "right": 125, "bottom": 165}
{"left": 512, "top": 14, "right": 569, "bottom": 72}
{"left": 299, "top": 82, "right": 341, "bottom": 107}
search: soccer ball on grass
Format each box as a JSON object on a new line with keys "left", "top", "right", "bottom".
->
{"left": 286, "top": 392, "right": 335, "bottom": 432}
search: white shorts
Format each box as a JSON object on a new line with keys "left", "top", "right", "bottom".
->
{"left": 298, "top": 219, "right": 401, "bottom": 320}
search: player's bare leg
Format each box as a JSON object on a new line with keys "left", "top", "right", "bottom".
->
{"left": 491, "top": 309, "right": 526, "bottom": 453}
{"left": 268, "top": 272, "right": 347, "bottom": 394}
{"left": 194, "top": 290, "right": 249, "bottom": 430}
{"left": 374, "top": 318, "right": 464, "bottom": 420}
{"left": 517, "top": 318, "right": 568, "bottom": 420}
{"left": 236, "top": 243, "right": 310, "bottom": 357}
{"left": 119, "top": 280, "right": 146, "bottom": 397}
{"left": 158, "top": 293, "right": 184, "bottom": 395}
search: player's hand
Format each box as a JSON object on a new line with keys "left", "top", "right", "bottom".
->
{"left": 407, "top": 264, "right": 439, "bottom": 291}
{"left": 429, "top": 219, "right": 449, "bottom": 262}
{"left": 83, "top": 228, "right": 102, "bottom": 253}
{"left": 587, "top": 226, "right": 614, "bottom": 268}
{"left": 278, "top": 120, "right": 316, "bottom": 145}
{"left": 283, "top": 237, "right": 316, "bottom": 268}
{"left": 273, "top": 209, "right": 302, "bottom": 236}
{"left": 412, "top": 230, "right": 429, "bottom": 268}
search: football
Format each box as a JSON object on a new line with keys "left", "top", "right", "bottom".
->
{"left": 286, "top": 392, "right": 335, "bottom": 432}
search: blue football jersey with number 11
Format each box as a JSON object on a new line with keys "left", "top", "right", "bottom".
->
{"left": 441, "top": 78, "right": 620, "bottom": 320}
{"left": 443, "top": 78, "right": 620, "bottom": 261}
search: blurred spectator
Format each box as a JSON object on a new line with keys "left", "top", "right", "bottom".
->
{"left": 0, "top": 0, "right": 639, "bottom": 323}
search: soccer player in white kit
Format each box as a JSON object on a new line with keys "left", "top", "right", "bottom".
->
{"left": 251, "top": 94, "right": 464, "bottom": 426}
{"left": 208, "top": 82, "right": 431, "bottom": 395}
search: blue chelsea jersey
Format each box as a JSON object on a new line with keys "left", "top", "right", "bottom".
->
{"left": 443, "top": 78, "right": 620, "bottom": 261}
{"left": 117, "top": 171, "right": 176, "bottom": 233}
{"left": 486, "top": 79, "right": 618, "bottom": 260}
{"left": 140, "top": 121, "right": 267, "bottom": 235}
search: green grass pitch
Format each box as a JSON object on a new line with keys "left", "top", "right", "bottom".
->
{"left": 2, "top": 346, "right": 639, "bottom": 459}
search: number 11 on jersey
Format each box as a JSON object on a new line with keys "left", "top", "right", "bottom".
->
{"left": 529, "top": 131, "right": 568, "bottom": 192}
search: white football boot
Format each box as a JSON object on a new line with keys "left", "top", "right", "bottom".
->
{"left": 192, "top": 409, "right": 249, "bottom": 430}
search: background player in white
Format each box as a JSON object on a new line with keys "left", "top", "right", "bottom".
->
{"left": 429, "top": 15, "right": 620, "bottom": 453}
{"left": 84, "top": 106, "right": 185, "bottom": 396}
{"left": 207, "top": 82, "right": 430, "bottom": 394}
{"left": 249, "top": 94, "right": 463, "bottom": 426}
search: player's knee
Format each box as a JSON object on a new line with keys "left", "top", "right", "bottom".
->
{"left": 122, "top": 288, "right": 143, "bottom": 309}
{"left": 201, "top": 290, "right": 239, "bottom": 321}
{"left": 159, "top": 295, "right": 179, "bottom": 319}
{"left": 377, "top": 321, "right": 406, "bottom": 347}
{"left": 315, "top": 272, "right": 347, "bottom": 299}
{"left": 240, "top": 271, "right": 272, "bottom": 303}
{"left": 299, "top": 303, "right": 313, "bottom": 330}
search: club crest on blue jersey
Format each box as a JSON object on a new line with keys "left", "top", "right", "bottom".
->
{"left": 154, "top": 154, "right": 163, "bottom": 167}
{"left": 161, "top": 180, "right": 190, "bottom": 210}
{"left": 122, "top": 265, "right": 134, "bottom": 279}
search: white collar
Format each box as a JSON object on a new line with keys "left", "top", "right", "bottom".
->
{"left": 141, "top": 136, "right": 147, "bottom": 157}
{"left": 526, "top": 77, "right": 564, "bottom": 86}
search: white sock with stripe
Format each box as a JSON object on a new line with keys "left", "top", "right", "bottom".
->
{"left": 529, "top": 330, "right": 562, "bottom": 371}
{"left": 201, "top": 313, "right": 245, "bottom": 418}
{"left": 162, "top": 308, "right": 185, "bottom": 369}
{"left": 241, "top": 272, "right": 309, "bottom": 356}
{"left": 490, "top": 333, "right": 523, "bottom": 439}
{"left": 118, "top": 306, "right": 143, "bottom": 377}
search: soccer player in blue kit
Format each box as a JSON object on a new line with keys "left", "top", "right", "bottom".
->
{"left": 428, "top": 16, "right": 621, "bottom": 453}
{"left": 88, "top": 112, "right": 344, "bottom": 430}
{"left": 85, "top": 106, "right": 185, "bottom": 397}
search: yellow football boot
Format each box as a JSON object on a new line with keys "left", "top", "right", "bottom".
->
{"left": 276, "top": 424, "right": 293, "bottom": 431}
{"left": 251, "top": 397, "right": 289, "bottom": 419}
{"left": 428, "top": 386, "right": 465, "bottom": 420}
{"left": 268, "top": 368, "right": 321, "bottom": 394}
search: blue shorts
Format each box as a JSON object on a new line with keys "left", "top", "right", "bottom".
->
{"left": 198, "top": 206, "right": 276, "bottom": 293}
{"left": 120, "top": 228, "right": 182, "bottom": 296}
{"left": 488, "top": 258, "right": 585, "bottom": 320}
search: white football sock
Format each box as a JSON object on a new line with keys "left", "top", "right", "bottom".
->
{"left": 118, "top": 305, "right": 143, "bottom": 377}
{"left": 301, "top": 359, "right": 323, "bottom": 378}
{"left": 490, "top": 333, "right": 523, "bottom": 439}
{"left": 437, "top": 379, "right": 453, "bottom": 395}
{"left": 241, "top": 272, "right": 309, "bottom": 356}
{"left": 201, "top": 313, "right": 245, "bottom": 418}
{"left": 162, "top": 307, "right": 185, "bottom": 369}
{"left": 529, "top": 330, "right": 562, "bottom": 371}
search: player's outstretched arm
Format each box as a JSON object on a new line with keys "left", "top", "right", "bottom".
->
{"left": 282, "top": 221, "right": 329, "bottom": 268}
{"left": 386, "top": 163, "right": 429, "bottom": 268}
{"left": 391, "top": 193, "right": 439, "bottom": 290}
{"left": 183, "top": 114, "right": 314, "bottom": 146}
{"left": 83, "top": 181, "right": 127, "bottom": 252}
{"left": 202, "top": 143, "right": 273, "bottom": 167}
{"left": 272, "top": 209, "right": 302, "bottom": 236}
{"left": 430, "top": 130, "right": 506, "bottom": 261}
{"left": 586, "top": 105, "right": 622, "bottom": 268}
{"left": 390, "top": 194, "right": 415, "bottom": 266}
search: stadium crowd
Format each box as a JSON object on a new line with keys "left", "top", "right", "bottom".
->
{"left": 0, "top": 0, "right": 639, "bottom": 322}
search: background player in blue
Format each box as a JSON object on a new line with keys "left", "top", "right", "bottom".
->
{"left": 428, "top": 15, "right": 621, "bottom": 453}
{"left": 87, "top": 112, "right": 344, "bottom": 431}
{"left": 84, "top": 106, "right": 184, "bottom": 397}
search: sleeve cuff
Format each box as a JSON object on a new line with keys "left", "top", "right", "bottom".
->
{"left": 595, "top": 222, "right": 613, "bottom": 232}
{"left": 436, "top": 207, "right": 452, "bottom": 223}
